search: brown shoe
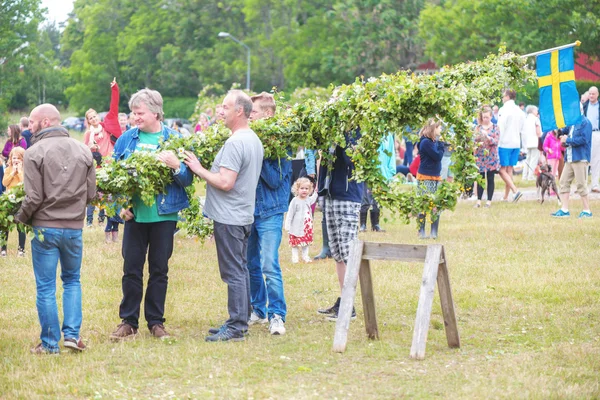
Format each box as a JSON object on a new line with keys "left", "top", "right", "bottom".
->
{"left": 64, "top": 337, "right": 86, "bottom": 352}
{"left": 150, "top": 324, "right": 171, "bottom": 339}
{"left": 30, "top": 343, "right": 59, "bottom": 355}
{"left": 109, "top": 322, "right": 138, "bottom": 341}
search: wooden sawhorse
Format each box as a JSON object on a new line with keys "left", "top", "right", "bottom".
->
{"left": 332, "top": 240, "right": 460, "bottom": 359}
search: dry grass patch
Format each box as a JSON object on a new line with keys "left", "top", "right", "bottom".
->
{"left": 0, "top": 198, "right": 599, "bottom": 399}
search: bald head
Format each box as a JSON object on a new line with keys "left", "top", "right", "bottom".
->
{"left": 29, "top": 104, "right": 61, "bottom": 134}
{"left": 588, "top": 86, "right": 598, "bottom": 104}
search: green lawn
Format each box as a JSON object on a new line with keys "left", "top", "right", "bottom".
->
{"left": 0, "top": 198, "right": 599, "bottom": 399}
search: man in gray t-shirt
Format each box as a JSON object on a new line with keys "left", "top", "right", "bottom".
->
{"left": 184, "top": 90, "right": 264, "bottom": 342}
{"left": 203, "top": 128, "right": 263, "bottom": 225}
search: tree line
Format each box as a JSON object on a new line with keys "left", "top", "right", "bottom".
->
{"left": 1, "top": 0, "right": 598, "bottom": 123}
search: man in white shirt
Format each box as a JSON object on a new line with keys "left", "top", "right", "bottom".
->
{"left": 497, "top": 89, "right": 526, "bottom": 202}
{"left": 583, "top": 86, "right": 600, "bottom": 192}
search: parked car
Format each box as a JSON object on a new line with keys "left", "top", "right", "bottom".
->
{"left": 62, "top": 117, "right": 85, "bottom": 132}
{"left": 164, "top": 118, "right": 193, "bottom": 132}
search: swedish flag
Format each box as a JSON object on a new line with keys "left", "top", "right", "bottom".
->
{"left": 536, "top": 47, "right": 581, "bottom": 132}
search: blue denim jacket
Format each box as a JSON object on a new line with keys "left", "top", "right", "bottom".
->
{"left": 564, "top": 116, "right": 592, "bottom": 163}
{"left": 112, "top": 125, "right": 194, "bottom": 215}
{"left": 254, "top": 157, "right": 292, "bottom": 218}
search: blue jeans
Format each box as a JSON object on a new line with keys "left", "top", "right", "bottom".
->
{"left": 247, "top": 213, "right": 287, "bottom": 321}
{"left": 31, "top": 227, "right": 83, "bottom": 353}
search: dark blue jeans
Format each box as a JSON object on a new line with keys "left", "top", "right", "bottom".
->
{"left": 86, "top": 205, "right": 105, "bottom": 225}
{"left": 1, "top": 230, "right": 26, "bottom": 251}
{"left": 119, "top": 220, "right": 176, "bottom": 329}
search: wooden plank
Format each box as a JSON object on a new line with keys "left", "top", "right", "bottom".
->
{"left": 358, "top": 259, "right": 379, "bottom": 340}
{"left": 333, "top": 239, "right": 365, "bottom": 353}
{"left": 410, "top": 244, "right": 442, "bottom": 360}
{"left": 436, "top": 247, "right": 460, "bottom": 349}
{"left": 362, "top": 242, "right": 430, "bottom": 262}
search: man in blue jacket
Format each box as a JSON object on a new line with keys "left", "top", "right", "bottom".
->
{"left": 317, "top": 129, "right": 364, "bottom": 321}
{"left": 109, "top": 89, "right": 194, "bottom": 341}
{"left": 246, "top": 92, "right": 292, "bottom": 335}
{"left": 552, "top": 110, "right": 593, "bottom": 218}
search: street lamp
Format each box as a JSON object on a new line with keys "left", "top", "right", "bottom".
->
{"left": 218, "top": 32, "right": 251, "bottom": 91}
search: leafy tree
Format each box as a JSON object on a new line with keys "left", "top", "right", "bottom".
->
{"left": 62, "top": 0, "right": 133, "bottom": 114}
{"left": 0, "top": 0, "right": 43, "bottom": 124}
{"left": 419, "top": 0, "right": 600, "bottom": 67}
{"left": 9, "top": 22, "right": 68, "bottom": 110}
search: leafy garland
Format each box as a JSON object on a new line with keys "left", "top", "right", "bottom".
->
{"left": 0, "top": 185, "right": 31, "bottom": 245}
{"left": 0, "top": 50, "right": 533, "bottom": 241}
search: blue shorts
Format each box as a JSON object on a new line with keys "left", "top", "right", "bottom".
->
{"left": 498, "top": 147, "right": 520, "bottom": 167}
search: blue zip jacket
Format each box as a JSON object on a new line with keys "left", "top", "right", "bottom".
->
{"left": 318, "top": 130, "right": 364, "bottom": 203}
{"left": 112, "top": 124, "right": 194, "bottom": 215}
{"left": 417, "top": 137, "right": 445, "bottom": 177}
{"left": 564, "top": 115, "right": 592, "bottom": 163}
{"left": 254, "top": 157, "right": 293, "bottom": 218}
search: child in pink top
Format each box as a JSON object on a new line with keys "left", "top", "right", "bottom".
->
{"left": 543, "top": 130, "right": 562, "bottom": 177}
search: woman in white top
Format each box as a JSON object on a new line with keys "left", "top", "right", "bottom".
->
{"left": 521, "top": 105, "right": 542, "bottom": 181}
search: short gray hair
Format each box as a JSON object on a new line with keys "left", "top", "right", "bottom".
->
{"left": 228, "top": 89, "right": 253, "bottom": 119}
{"left": 129, "top": 88, "right": 164, "bottom": 121}
{"left": 525, "top": 105, "right": 538, "bottom": 115}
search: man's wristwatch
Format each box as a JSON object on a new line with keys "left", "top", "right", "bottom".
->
{"left": 173, "top": 167, "right": 181, "bottom": 175}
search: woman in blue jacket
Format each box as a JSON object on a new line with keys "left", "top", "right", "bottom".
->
{"left": 416, "top": 119, "right": 445, "bottom": 239}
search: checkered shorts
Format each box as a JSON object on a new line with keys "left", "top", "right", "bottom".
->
{"left": 325, "top": 199, "right": 361, "bottom": 264}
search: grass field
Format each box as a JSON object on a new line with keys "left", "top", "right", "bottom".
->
{"left": 0, "top": 186, "right": 599, "bottom": 399}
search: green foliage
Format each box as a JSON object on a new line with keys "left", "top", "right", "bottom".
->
{"left": 68, "top": 50, "right": 531, "bottom": 241}
{"left": 0, "top": 0, "right": 43, "bottom": 125}
{"left": 0, "top": 185, "right": 31, "bottom": 246}
{"left": 419, "top": 0, "right": 600, "bottom": 67}
{"left": 59, "top": 0, "right": 429, "bottom": 110}
{"left": 162, "top": 97, "right": 198, "bottom": 119}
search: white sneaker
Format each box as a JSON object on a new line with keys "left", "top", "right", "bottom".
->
{"left": 269, "top": 314, "right": 286, "bottom": 335}
{"left": 248, "top": 311, "right": 267, "bottom": 325}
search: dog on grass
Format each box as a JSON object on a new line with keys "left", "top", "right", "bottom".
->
{"left": 536, "top": 164, "right": 560, "bottom": 204}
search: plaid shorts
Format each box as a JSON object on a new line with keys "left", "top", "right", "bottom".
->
{"left": 325, "top": 199, "right": 361, "bottom": 264}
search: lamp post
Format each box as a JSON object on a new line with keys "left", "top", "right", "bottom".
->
{"left": 218, "top": 32, "right": 251, "bottom": 91}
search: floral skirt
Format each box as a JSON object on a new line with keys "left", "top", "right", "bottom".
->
{"left": 289, "top": 210, "right": 313, "bottom": 247}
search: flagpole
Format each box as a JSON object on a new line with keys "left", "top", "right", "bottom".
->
{"left": 521, "top": 41, "right": 581, "bottom": 58}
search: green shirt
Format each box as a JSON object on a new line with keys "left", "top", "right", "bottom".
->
{"left": 132, "top": 131, "right": 178, "bottom": 223}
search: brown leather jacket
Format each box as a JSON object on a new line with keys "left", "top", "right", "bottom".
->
{"left": 16, "top": 126, "right": 96, "bottom": 229}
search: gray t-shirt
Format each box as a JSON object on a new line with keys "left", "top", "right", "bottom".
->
{"left": 204, "top": 128, "right": 264, "bottom": 226}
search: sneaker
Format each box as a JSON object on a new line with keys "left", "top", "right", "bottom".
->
{"left": 0, "top": 250, "right": 6, "bottom": 257}
{"left": 269, "top": 314, "right": 286, "bottom": 335}
{"left": 327, "top": 306, "right": 357, "bottom": 322}
{"left": 551, "top": 209, "right": 570, "bottom": 218}
{"left": 248, "top": 311, "right": 268, "bottom": 325}
{"left": 208, "top": 325, "right": 248, "bottom": 335}
{"left": 578, "top": 211, "right": 593, "bottom": 218}
{"left": 205, "top": 327, "right": 245, "bottom": 342}
{"left": 109, "top": 322, "right": 138, "bottom": 341}
{"left": 86, "top": 223, "right": 93, "bottom": 228}
{"left": 359, "top": 224, "right": 367, "bottom": 232}
{"left": 17, "top": 250, "right": 25, "bottom": 257}
{"left": 64, "top": 337, "right": 86, "bottom": 352}
{"left": 317, "top": 297, "right": 340, "bottom": 316}
{"left": 149, "top": 324, "right": 171, "bottom": 339}
{"left": 513, "top": 191, "right": 523, "bottom": 203}
{"left": 372, "top": 225, "right": 385, "bottom": 232}
{"left": 30, "top": 343, "right": 59, "bottom": 355}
